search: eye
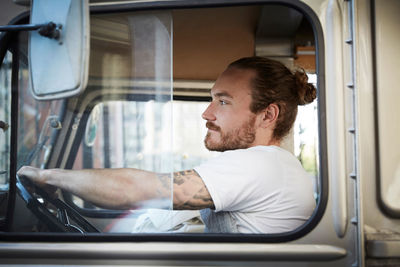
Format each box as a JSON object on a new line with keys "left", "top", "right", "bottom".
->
{"left": 219, "top": 100, "right": 228, "bottom": 105}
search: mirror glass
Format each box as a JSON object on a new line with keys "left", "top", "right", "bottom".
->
{"left": 29, "top": 0, "right": 89, "bottom": 100}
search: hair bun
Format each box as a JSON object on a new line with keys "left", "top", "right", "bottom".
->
{"left": 294, "top": 70, "right": 317, "bottom": 105}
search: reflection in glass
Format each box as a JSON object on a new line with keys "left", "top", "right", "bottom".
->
{"left": 70, "top": 11, "right": 175, "bottom": 230}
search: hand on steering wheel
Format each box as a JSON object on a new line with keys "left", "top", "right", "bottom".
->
{"left": 16, "top": 172, "right": 99, "bottom": 233}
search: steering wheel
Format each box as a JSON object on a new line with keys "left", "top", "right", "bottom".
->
{"left": 16, "top": 174, "right": 99, "bottom": 233}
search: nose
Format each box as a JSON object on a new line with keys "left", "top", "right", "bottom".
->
{"left": 202, "top": 102, "right": 216, "bottom": 121}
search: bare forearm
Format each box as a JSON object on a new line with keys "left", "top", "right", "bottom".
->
{"left": 17, "top": 166, "right": 214, "bottom": 211}
{"left": 46, "top": 168, "right": 144, "bottom": 209}
{"left": 18, "top": 167, "right": 170, "bottom": 210}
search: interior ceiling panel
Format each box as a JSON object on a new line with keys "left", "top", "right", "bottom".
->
{"left": 173, "top": 6, "right": 261, "bottom": 81}
{"left": 88, "top": 5, "right": 312, "bottom": 81}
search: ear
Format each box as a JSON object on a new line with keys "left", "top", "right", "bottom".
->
{"left": 258, "top": 103, "right": 279, "bottom": 128}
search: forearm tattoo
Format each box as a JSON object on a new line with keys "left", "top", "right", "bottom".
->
{"left": 155, "top": 172, "right": 172, "bottom": 198}
{"left": 173, "top": 170, "right": 215, "bottom": 210}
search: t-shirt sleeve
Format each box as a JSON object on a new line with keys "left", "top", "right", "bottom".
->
{"left": 194, "top": 149, "right": 282, "bottom": 212}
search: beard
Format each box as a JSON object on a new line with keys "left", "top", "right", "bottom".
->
{"left": 204, "top": 116, "right": 256, "bottom": 152}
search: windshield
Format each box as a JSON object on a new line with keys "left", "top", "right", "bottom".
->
{"left": 17, "top": 55, "right": 64, "bottom": 169}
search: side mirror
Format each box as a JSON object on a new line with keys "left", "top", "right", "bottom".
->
{"left": 84, "top": 104, "right": 101, "bottom": 147}
{"left": 29, "top": 0, "right": 89, "bottom": 100}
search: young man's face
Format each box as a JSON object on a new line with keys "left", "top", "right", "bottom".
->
{"left": 202, "top": 67, "right": 258, "bottom": 152}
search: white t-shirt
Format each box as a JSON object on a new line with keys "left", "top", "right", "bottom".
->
{"left": 194, "top": 145, "right": 316, "bottom": 234}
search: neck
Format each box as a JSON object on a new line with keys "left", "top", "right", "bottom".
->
{"left": 252, "top": 129, "right": 280, "bottom": 147}
{"left": 250, "top": 137, "right": 280, "bottom": 148}
{"left": 267, "top": 139, "right": 280, "bottom": 147}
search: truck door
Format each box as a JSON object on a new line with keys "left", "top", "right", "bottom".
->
{"left": 4, "top": 0, "right": 397, "bottom": 266}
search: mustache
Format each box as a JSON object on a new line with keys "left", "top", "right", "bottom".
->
{"left": 206, "top": 122, "right": 221, "bottom": 131}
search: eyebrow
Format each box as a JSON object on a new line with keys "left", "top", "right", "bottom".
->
{"left": 212, "top": 91, "right": 233, "bottom": 99}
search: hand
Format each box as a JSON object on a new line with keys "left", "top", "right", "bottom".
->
{"left": 17, "top": 166, "right": 47, "bottom": 185}
{"left": 17, "top": 166, "right": 57, "bottom": 197}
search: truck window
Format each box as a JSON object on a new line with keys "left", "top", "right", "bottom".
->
{"left": 10, "top": 2, "right": 326, "bottom": 238}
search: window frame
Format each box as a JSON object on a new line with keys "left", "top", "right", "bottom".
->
{"left": 2, "top": 0, "right": 327, "bottom": 243}
{"left": 0, "top": 12, "right": 31, "bottom": 232}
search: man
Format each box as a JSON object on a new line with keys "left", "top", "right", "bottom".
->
{"left": 18, "top": 57, "right": 316, "bottom": 233}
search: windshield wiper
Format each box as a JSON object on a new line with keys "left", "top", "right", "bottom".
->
{"left": 18, "top": 116, "right": 62, "bottom": 169}
{"left": 17, "top": 136, "right": 49, "bottom": 169}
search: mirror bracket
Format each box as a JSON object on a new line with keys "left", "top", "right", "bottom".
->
{"left": 0, "top": 22, "right": 61, "bottom": 41}
{"left": 38, "top": 22, "right": 62, "bottom": 41}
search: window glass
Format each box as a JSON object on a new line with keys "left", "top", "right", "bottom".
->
{"left": 69, "top": 11, "right": 176, "bottom": 232}
{"left": 0, "top": 51, "right": 12, "bottom": 226}
{"left": 15, "top": 11, "right": 176, "bottom": 233}
{"left": 74, "top": 101, "right": 173, "bottom": 171}
{"left": 294, "top": 74, "right": 319, "bottom": 198}
{"left": 72, "top": 100, "right": 209, "bottom": 233}
{"left": 172, "top": 101, "right": 216, "bottom": 171}
{"left": 13, "top": 4, "right": 323, "bottom": 235}
{"left": 0, "top": 52, "right": 11, "bottom": 187}
{"left": 73, "top": 100, "right": 213, "bottom": 173}
{"left": 10, "top": 32, "right": 67, "bottom": 232}
{"left": 16, "top": 52, "right": 64, "bottom": 170}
